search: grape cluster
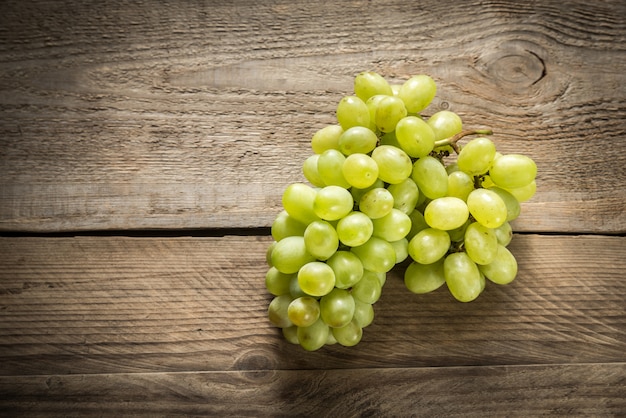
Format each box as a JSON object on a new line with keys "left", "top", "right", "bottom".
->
{"left": 265, "top": 71, "right": 537, "bottom": 350}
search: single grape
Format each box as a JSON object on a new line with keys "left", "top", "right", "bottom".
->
{"left": 412, "top": 156, "right": 449, "bottom": 199}
{"left": 317, "top": 149, "right": 351, "bottom": 188}
{"left": 268, "top": 294, "right": 294, "bottom": 328}
{"left": 447, "top": 219, "right": 471, "bottom": 243}
{"left": 370, "top": 144, "right": 413, "bottom": 184}
{"left": 336, "top": 211, "right": 374, "bottom": 247}
{"left": 427, "top": 110, "right": 463, "bottom": 141}
{"left": 351, "top": 178, "right": 385, "bottom": 204}
{"left": 326, "top": 250, "right": 364, "bottom": 289}
{"left": 389, "top": 237, "right": 409, "bottom": 263}
{"left": 297, "top": 261, "right": 336, "bottom": 297}
{"left": 288, "top": 296, "right": 321, "bottom": 328}
{"left": 313, "top": 185, "right": 354, "bottom": 221}
{"left": 375, "top": 95, "right": 408, "bottom": 133}
{"left": 457, "top": 137, "right": 496, "bottom": 176}
{"left": 359, "top": 187, "right": 394, "bottom": 219}
{"left": 289, "top": 274, "right": 307, "bottom": 298}
{"left": 387, "top": 178, "right": 419, "bottom": 215}
{"left": 282, "top": 326, "right": 299, "bottom": 344}
{"left": 282, "top": 183, "right": 320, "bottom": 225}
{"left": 303, "top": 220, "right": 339, "bottom": 260}
{"left": 265, "top": 266, "right": 294, "bottom": 296}
{"left": 372, "top": 208, "right": 412, "bottom": 242}
{"left": 342, "top": 153, "right": 379, "bottom": 189}
{"left": 489, "top": 154, "right": 537, "bottom": 189}
{"left": 302, "top": 154, "right": 325, "bottom": 187}
{"left": 332, "top": 318, "right": 363, "bottom": 347}
{"left": 366, "top": 94, "right": 387, "bottom": 132}
{"left": 408, "top": 227, "right": 451, "bottom": 265}
{"left": 479, "top": 244, "right": 518, "bottom": 285}
{"left": 397, "top": 74, "right": 437, "bottom": 113}
{"left": 464, "top": 222, "right": 498, "bottom": 265}
{"left": 351, "top": 237, "right": 397, "bottom": 273}
{"left": 407, "top": 209, "right": 429, "bottom": 240}
{"left": 353, "top": 299, "right": 375, "bottom": 328}
{"left": 320, "top": 288, "right": 355, "bottom": 328}
{"left": 395, "top": 116, "right": 436, "bottom": 158}
{"left": 311, "top": 124, "right": 343, "bottom": 154}
{"left": 447, "top": 170, "right": 474, "bottom": 201}
{"left": 271, "top": 236, "right": 316, "bottom": 274}
{"left": 338, "top": 126, "right": 378, "bottom": 155}
{"left": 336, "top": 95, "right": 370, "bottom": 130}
{"left": 505, "top": 180, "right": 537, "bottom": 202}
{"left": 354, "top": 71, "right": 393, "bottom": 101}
{"left": 423, "top": 197, "right": 470, "bottom": 230}
{"left": 351, "top": 268, "right": 382, "bottom": 304}
{"left": 494, "top": 221, "right": 513, "bottom": 246}
{"left": 271, "top": 210, "right": 307, "bottom": 241}
{"left": 297, "top": 318, "right": 330, "bottom": 351}
{"left": 404, "top": 258, "right": 446, "bottom": 294}
{"left": 444, "top": 252, "right": 483, "bottom": 302}
{"left": 466, "top": 188, "right": 508, "bottom": 229}
{"left": 488, "top": 187, "right": 521, "bottom": 222}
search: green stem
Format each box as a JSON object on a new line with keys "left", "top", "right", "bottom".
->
{"left": 434, "top": 129, "right": 493, "bottom": 154}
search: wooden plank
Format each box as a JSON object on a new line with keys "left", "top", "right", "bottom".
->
{"left": 0, "top": 363, "right": 624, "bottom": 417}
{"left": 1, "top": 0, "right": 625, "bottom": 233}
{"left": 0, "top": 235, "right": 624, "bottom": 376}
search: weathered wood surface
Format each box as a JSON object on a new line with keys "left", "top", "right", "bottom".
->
{"left": 1, "top": 0, "right": 625, "bottom": 233}
{"left": 1, "top": 0, "right": 625, "bottom": 416}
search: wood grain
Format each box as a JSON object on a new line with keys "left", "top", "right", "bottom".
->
{"left": 0, "top": 235, "right": 624, "bottom": 376}
{"left": 1, "top": 0, "right": 625, "bottom": 233}
{"left": 1, "top": 363, "right": 624, "bottom": 417}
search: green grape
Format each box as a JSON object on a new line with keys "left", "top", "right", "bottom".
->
{"left": 354, "top": 71, "right": 393, "bottom": 101}
{"left": 447, "top": 170, "right": 474, "bottom": 201}
{"left": 446, "top": 162, "right": 460, "bottom": 174}
{"left": 351, "top": 268, "right": 382, "bottom": 304}
{"left": 320, "top": 288, "right": 355, "bottom": 328}
{"left": 268, "top": 294, "right": 294, "bottom": 328}
{"left": 266, "top": 241, "right": 276, "bottom": 267}
{"left": 358, "top": 187, "right": 394, "bottom": 219}
{"left": 390, "top": 238, "right": 409, "bottom": 263}
{"left": 489, "top": 154, "right": 537, "bottom": 189}
{"left": 423, "top": 197, "right": 470, "bottom": 231}
{"left": 282, "top": 183, "right": 320, "bottom": 225}
{"left": 397, "top": 74, "right": 437, "bottom": 113}
{"left": 505, "top": 180, "right": 537, "bottom": 202}
{"left": 489, "top": 187, "right": 521, "bottom": 222}
{"left": 325, "top": 330, "right": 338, "bottom": 345}
{"left": 271, "top": 236, "right": 316, "bottom": 274}
{"left": 342, "top": 153, "right": 379, "bottom": 189}
{"left": 494, "top": 221, "right": 513, "bottom": 246}
{"left": 447, "top": 219, "right": 470, "bottom": 243}
{"left": 338, "top": 126, "right": 378, "bottom": 155}
{"left": 288, "top": 296, "right": 321, "bottom": 327}
{"left": 271, "top": 210, "right": 307, "bottom": 241}
{"left": 265, "top": 266, "right": 294, "bottom": 296}
{"left": 444, "top": 252, "right": 483, "bottom": 302}
{"left": 336, "top": 211, "right": 374, "bottom": 247}
{"left": 311, "top": 124, "right": 343, "bottom": 154}
{"left": 375, "top": 95, "right": 408, "bottom": 133}
{"left": 411, "top": 156, "right": 449, "bottom": 199}
{"left": 407, "top": 209, "right": 429, "bottom": 240}
{"left": 427, "top": 110, "right": 463, "bottom": 141}
{"left": 366, "top": 94, "right": 387, "bottom": 132}
{"left": 481, "top": 174, "right": 495, "bottom": 188}
{"left": 313, "top": 185, "right": 354, "bottom": 221}
{"left": 332, "top": 318, "right": 363, "bottom": 347}
{"left": 387, "top": 178, "right": 419, "bottom": 214}
{"left": 379, "top": 130, "right": 402, "bottom": 148}
{"left": 353, "top": 299, "right": 374, "bottom": 328}
{"left": 326, "top": 250, "right": 364, "bottom": 289}
{"left": 467, "top": 188, "right": 508, "bottom": 229}
{"left": 390, "top": 83, "right": 401, "bottom": 96}
{"left": 289, "top": 274, "right": 307, "bottom": 298}
{"left": 351, "top": 237, "right": 397, "bottom": 273}
{"left": 372, "top": 208, "right": 412, "bottom": 242}
{"left": 297, "top": 261, "right": 336, "bottom": 297}
{"left": 464, "top": 222, "right": 498, "bottom": 265}
{"left": 282, "top": 326, "right": 299, "bottom": 344}
{"left": 336, "top": 95, "right": 370, "bottom": 130}
{"left": 302, "top": 154, "right": 325, "bottom": 187}
{"left": 479, "top": 244, "right": 518, "bottom": 285}
{"left": 457, "top": 137, "right": 497, "bottom": 176}
{"left": 351, "top": 178, "right": 385, "bottom": 204}
{"left": 404, "top": 258, "right": 446, "bottom": 294}
{"left": 317, "top": 149, "right": 351, "bottom": 188}
{"left": 370, "top": 145, "right": 413, "bottom": 184}
{"left": 304, "top": 220, "right": 339, "bottom": 260}
{"left": 395, "top": 116, "right": 436, "bottom": 158}
{"left": 408, "top": 227, "right": 451, "bottom": 265}
{"left": 297, "top": 318, "right": 330, "bottom": 351}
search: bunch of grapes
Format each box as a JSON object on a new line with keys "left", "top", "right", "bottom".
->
{"left": 265, "top": 71, "right": 537, "bottom": 350}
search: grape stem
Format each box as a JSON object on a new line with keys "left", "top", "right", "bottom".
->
{"left": 434, "top": 129, "right": 493, "bottom": 154}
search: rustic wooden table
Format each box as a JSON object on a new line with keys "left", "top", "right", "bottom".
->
{"left": 1, "top": 0, "right": 625, "bottom": 416}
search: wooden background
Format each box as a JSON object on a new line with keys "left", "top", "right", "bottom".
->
{"left": 0, "top": 0, "right": 625, "bottom": 416}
